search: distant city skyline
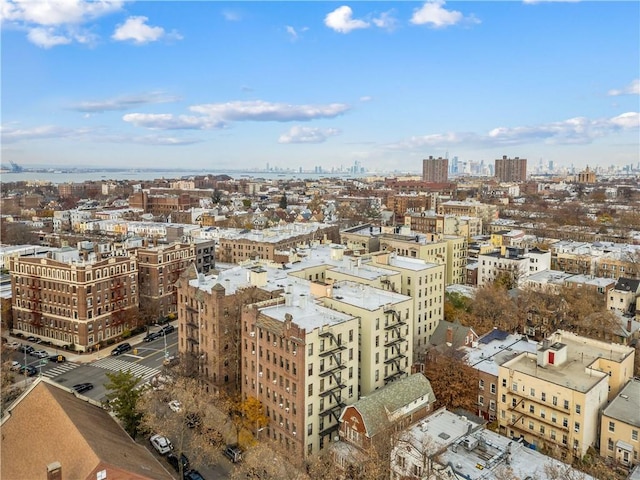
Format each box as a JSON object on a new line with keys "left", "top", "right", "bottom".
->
{"left": 1, "top": 1, "right": 638, "bottom": 172}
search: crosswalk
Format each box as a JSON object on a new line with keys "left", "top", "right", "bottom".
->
{"left": 92, "top": 357, "right": 160, "bottom": 382}
{"left": 42, "top": 362, "right": 81, "bottom": 378}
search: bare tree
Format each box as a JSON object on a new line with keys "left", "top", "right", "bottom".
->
{"left": 139, "top": 375, "right": 226, "bottom": 478}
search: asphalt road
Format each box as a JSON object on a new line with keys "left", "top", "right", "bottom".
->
{"left": 10, "top": 332, "right": 178, "bottom": 403}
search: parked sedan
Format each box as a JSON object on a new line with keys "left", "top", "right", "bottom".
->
{"left": 33, "top": 350, "right": 49, "bottom": 359}
{"left": 160, "top": 324, "right": 175, "bottom": 335}
{"left": 166, "top": 453, "right": 190, "bottom": 474}
{"left": 10, "top": 361, "right": 21, "bottom": 371}
{"left": 72, "top": 383, "right": 94, "bottom": 393}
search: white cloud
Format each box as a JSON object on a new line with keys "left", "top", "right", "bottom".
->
{"left": 1, "top": 124, "right": 93, "bottom": 143}
{"left": 278, "top": 126, "right": 340, "bottom": 144}
{"left": 388, "top": 112, "right": 639, "bottom": 149}
{"left": 112, "top": 16, "right": 181, "bottom": 44}
{"left": 372, "top": 10, "right": 399, "bottom": 31}
{"left": 410, "top": 0, "right": 470, "bottom": 28}
{"left": 26, "top": 27, "right": 71, "bottom": 48}
{"left": 189, "top": 100, "right": 351, "bottom": 122}
{"left": 71, "top": 91, "right": 181, "bottom": 113}
{"left": 122, "top": 113, "right": 225, "bottom": 130}
{"left": 359, "top": 96, "right": 373, "bottom": 102}
{"left": 608, "top": 79, "right": 640, "bottom": 96}
{"left": 1, "top": 0, "right": 123, "bottom": 26}
{"left": 325, "top": 6, "right": 369, "bottom": 34}
{"left": 1, "top": 0, "right": 123, "bottom": 48}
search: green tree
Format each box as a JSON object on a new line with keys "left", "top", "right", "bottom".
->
{"left": 104, "top": 369, "right": 144, "bottom": 438}
{"left": 279, "top": 193, "right": 288, "bottom": 209}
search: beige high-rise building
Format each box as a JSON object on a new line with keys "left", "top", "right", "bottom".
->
{"left": 422, "top": 156, "right": 449, "bottom": 183}
{"left": 497, "top": 330, "right": 635, "bottom": 461}
{"left": 495, "top": 155, "right": 527, "bottom": 183}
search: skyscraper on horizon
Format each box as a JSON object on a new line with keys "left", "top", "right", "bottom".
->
{"left": 422, "top": 156, "right": 449, "bottom": 183}
{"left": 495, "top": 155, "right": 527, "bottom": 183}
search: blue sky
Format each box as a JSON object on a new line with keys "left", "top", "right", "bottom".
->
{"left": 1, "top": 1, "right": 638, "bottom": 173}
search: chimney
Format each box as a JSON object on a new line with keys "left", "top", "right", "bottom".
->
{"left": 446, "top": 326, "right": 453, "bottom": 345}
{"left": 627, "top": 318, "right": 633, "bottom": 333}
{"left": 47, "top": 462, "right": 62, "bottom": 480}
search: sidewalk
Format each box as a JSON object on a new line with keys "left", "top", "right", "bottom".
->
{"left": 4, "top": 321, "right": 177, "bottom": 365}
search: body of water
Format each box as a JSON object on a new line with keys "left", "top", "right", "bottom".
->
{"left": 0, "top": 170, "right": 379, "bottom": 184}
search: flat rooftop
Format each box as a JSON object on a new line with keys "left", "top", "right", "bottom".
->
{"left": 330, "top": 280, "right": 411, "bottom": 311}
{"left": 462, "top": 332, "right": 537, "bottom": 376}
{"left": 260, "top": 296, "right": 355, "bottom": 332}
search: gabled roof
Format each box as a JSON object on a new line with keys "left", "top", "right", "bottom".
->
{"left": 340, "top": 373, "right": 435, "bottom": 438}
{"left": 1, "top": 379, "right": 173, "bottom": 480}
{"left": 429, "top": 319, "right": 477, "bottom": 348}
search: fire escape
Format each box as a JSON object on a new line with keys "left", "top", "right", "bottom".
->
{"left": 26, "top": 276, "right": 43, "bottom": 333}
{"left": 383, "top": 306, "right": 407, "bottom": 384}
{"left": 110, "top": 277, "right": 127, "bottom": 331}
{"left": 318, "top": 329, "right": 347, "bottom": 439}
{"left": 184, "top": 301, "right": 201, "bottom": 376}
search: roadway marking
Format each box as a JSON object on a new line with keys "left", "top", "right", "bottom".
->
{"left": 42, "top": 362, "right": 81, "bottom": 379}
{"left": 92, "top": 357, "right": 160, "bottom": 382}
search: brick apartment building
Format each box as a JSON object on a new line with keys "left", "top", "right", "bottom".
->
{"left": 495, "top": 155, "right": 527, "bottom": 183}
{"left": 129, "top": 191, "right": 199, "bottom": 217}
{"left": 241, "top": 287, "right": 360, "bottom": 458}
{"left": 177, "top": 265, "right": 280, "bottom": 394}
{"left": 10, "top": 254, "right": 138, "bottom": 351}
{"left": 422, "top": 155, "right": 449, "bottom": 183}
{"left": 135, "top": 242, "right": 197, "bottom": 320}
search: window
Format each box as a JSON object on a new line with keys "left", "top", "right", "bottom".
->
{"left": 574, "top": 422, "right": 580, "bottom": 433}
{"left": 530, "top": 388, "right": 535, "bottom": 397}
{"left": 609, "top": 421, "right": 615, "bottom": 433}
{"left": 502, "top": 379, "right": 507, "bottom": 388}
{"left": 490, "top": 383, "right": 496, "bottom": 394}
{"left": 307, "top": 424, "right": 312, "bottom": 435}
{"left": 412, "top": 465, "right": 422, "bottom": 477}
{"left": 552, "top": 396, "right": 558, "bottom": 406}
{"left": 540, "top": 425, "right": 545, "bottom": 435}
{"left": 608, "top": 438, "right": 614, "bottom": 451}
{"left": 632, "top": 430, "right": 638, "bottom": 442}
{"left": 563, "top": 418, "right": 568, "bottom": 428}
{"left": 512, "top": 382, "right": 518, "bottom": 392}
{"left": 501, "top": 394, "right": 506, "bottom": 403}
{"left": 529, "top": 421, "right": 534, "bottom": 430}
{"left": 563, "top": 400, "right": 569, "bottom": 410}
{"left": 479, "top": 379, "right": 485, "bottom": 390}
{"left": 308, "top": 384, "right": 313, "bottom": 396}
{"left": 478, "top": 395, "right": 484, "bottom": 406}
{"left": 541, "top": 392, "right": 546, "bottom": 402}
{"left": 550, "top": 430, "right": 556, "bottom": 441}
{"left": 489, "top": 400, "right": 496, "bottom": 411}
{"left": 575, "top": 404, "right": 581, "bottom": 415}
{"left": 540, "top": 409, "right": 546, "bottom": 419}
{"left": 529, "top": 405, "right": 535, "bottom": 414}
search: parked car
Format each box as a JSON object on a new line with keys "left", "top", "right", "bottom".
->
{"left": 160, "top": 324, "right": 175, "bottom": 335}
{"left": 150, "top": 434, "right": 173, "bottom": 455}
{"left": 184, "top": 470, "right": 205, "bottom": 480}
{"left": 10, "top": 361, "right": 21, "bottom": 371}
{"left": 223, "top": 445, "right": 242, "bottom": 463}
{"left": 168, "top": 400, "right": 182, "bottom": 412}
{"left": 7, "top": 341, "right": 20, "bottom": 349}
{"left": 144, "top": 331, "right": 162, "bottom": 342}
{"left": 26, "top": 336, "right": 42, "bottom": 343}
{"left": 72, "top": 382, "right": 94, "bottom": 393}
{"left": 19, "top": 345, "right": 34, "bottom": 354}
{"left": 49, "top": 354, "right": 67, "bottom": 363}
{"left": 19, "top": 365, "right": 37, "bottom": 376}
{"left": 166, "top": 453, "right": 190, "bottom": 473}
{"left": 111, "top": 343, "right": 132, "bottom": 356}
{"left": 33, "top": 350, "right": 49, "bottom": 359}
